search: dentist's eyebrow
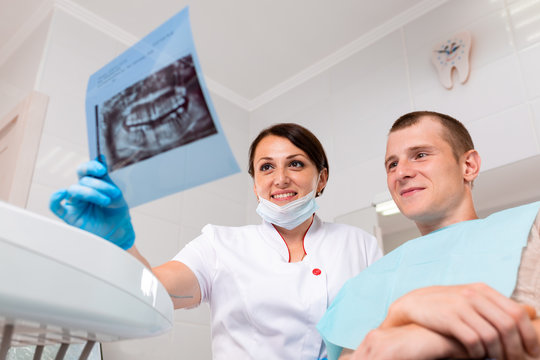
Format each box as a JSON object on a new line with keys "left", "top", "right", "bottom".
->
{"left": 286, "top": 154, "right": 305, "bottom": 159}
{"left": 256, "top": 153, "right": 306, "bottom": 164}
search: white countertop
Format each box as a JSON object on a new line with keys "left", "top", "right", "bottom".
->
{"left": 0, "top": 201, "right": 174, "bottom": 346}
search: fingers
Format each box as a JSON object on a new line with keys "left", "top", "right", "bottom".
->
{"left": 484, "top": 290, "right": 540, "bottom": 358}
{"left": 78, "top": 176, "right": 121, "bottom": 200}
{"left": 51, "top": 158, "right": 121, "bottom": 215}
{"left": 444, "top": 314, "right": 487, "bottom": 359}
{"left": 353, "top": 324, "right": 469, "bottom": 360}
{"left": 385, "top": 284, "right": 539, "bottom": 360}
{"left": 523, "top": 304, "right": 537, "bottom": 320}
{"left": 458, "top": 283, "right": 539, "bottom": 360}
{"left": 460, "top": 288, "right": 511, "bottom": 359}
{"left": 66, "top": 183, "right": 113, "bottom": 207}
{"left": 76, "top": 159, "right": 107, "bottom": 179}
{"left": 49, "top": 189, "right": 69, "bottom": 219}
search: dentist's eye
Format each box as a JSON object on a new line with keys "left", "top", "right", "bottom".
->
{"left": 416, "top": 152, "right": 427, "bottom": 159}
{"left": 260, "top": 163, "right": 273, "bottom": 171}
{"left": 289, "top": 160, "right": 304, "bottom": 168}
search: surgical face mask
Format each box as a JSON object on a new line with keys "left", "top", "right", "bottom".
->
{"left": 256, "top": 190, "right": 319, "bottom": 230}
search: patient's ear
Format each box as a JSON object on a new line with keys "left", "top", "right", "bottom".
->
{"left": 462, "top": 149, "right": 481, "bottom": 184}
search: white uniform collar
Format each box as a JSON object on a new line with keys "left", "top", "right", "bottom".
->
{"left": 260, "top": 214, "right": 324, "bottom": 262}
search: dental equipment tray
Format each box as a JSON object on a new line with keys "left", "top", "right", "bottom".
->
{"left": 0, "top": 201, "right": 173, "bottom": 359}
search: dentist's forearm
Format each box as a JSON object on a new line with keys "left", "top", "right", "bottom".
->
{"left": 127, "top": 244, "right": 152, "bottom": 270}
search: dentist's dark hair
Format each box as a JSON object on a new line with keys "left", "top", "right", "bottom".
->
{"left": 248, "top": 123, "right": 329, "bottom": 196}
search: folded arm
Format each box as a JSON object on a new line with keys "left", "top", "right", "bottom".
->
{"left": 339, "top": 284, "right": 539, "bottom": 360}
{"left": 361, "top": 283, "right": 539, "bottom": 360}
{"left": 339, "top": 323, "right": 468, "bottom": 360}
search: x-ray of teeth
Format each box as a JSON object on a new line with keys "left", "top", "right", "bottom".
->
{"left": 98, "top": 55, "right": 217, "bottom": 171}
{"left": 86, "top": 7, "right": 240, "bottom": 207}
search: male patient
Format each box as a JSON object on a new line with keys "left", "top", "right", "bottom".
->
{"left": 318, "top": 111, "right": 540, "bottom": 360}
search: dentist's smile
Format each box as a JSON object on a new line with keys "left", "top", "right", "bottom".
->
{"left": 272, "top": 192, "right": 298, "bottom": 200}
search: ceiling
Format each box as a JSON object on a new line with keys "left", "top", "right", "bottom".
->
{"left": 1, "top": 0, "right": 446, "bottom": 106}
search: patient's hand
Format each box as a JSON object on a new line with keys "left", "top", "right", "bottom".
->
{"left": 341, "top": 323, "right": 467, "bottom": 360}
{"left": 381, "top": 283, "right": 539, "bottom": 360}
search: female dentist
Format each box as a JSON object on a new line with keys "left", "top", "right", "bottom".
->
{"left": 49, "top": 123, "right": 381, "bottom": 359}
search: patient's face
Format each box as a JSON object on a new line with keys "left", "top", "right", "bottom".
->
{"left": 385, "top": 117, "right": 469, "bottom": 226}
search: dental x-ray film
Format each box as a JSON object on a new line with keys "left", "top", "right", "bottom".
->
{"left": 86, "top": 7, "right": 240, "bottom": 207}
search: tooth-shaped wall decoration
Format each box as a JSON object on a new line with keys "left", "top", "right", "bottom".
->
{"left": 431, "top": 31, "right": 472, "bottom": 89}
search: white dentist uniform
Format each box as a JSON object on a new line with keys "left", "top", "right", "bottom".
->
{"left": 173, "top": 215, "right": 381, "bottom": 359}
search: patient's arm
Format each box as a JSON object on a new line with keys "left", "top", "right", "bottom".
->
{"left": 338, "top": 324, "right": 467, "bottom": 360}
{"left": 380, "top": 283, "right": 540, "bottom": 360}
{"left": 338, "top": 302, "right": 539, "bottom": 360}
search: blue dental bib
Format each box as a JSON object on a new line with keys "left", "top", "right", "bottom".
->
{"left": 318, "top": 202, "right": 540, "bottom": 360}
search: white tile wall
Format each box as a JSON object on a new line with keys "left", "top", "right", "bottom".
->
{"left": 518, "top": 42, "right": 540, "bottom": 98}
{"left": 468, "top": 104, "right": 539, "bottom": 171}
{"left": 404, "top": 0, "right": 505, "bottom": 51}
{"left": 178, "top": 224, "right": 207, "bottom": 249}
{"left": 330, "top": 79, "right": 410, "bottom": 171}
{"left": 130, "top": 211, "right": 183, "bottom": 267}
{"left": 249, "top": 71, "right": 331, "bottom": 137}
{"left": 26, "top": 182, "right": 59, "bottom": 220}
{"left": 466, "top": 10, "right": 515, "bottom": 69}
{"left": 180, "top": 185, "right": 247, "bottom": 230}
{"left": 32, "top": 133, "right": 88, "bottom": 189}
{"left": 328, "top": 31, "right": 405, "bottom": 94}
{"left": 508, "top": 0, "right": 540, "bottom": 50}
{"left": 526, "top": 97, "right": 540, "bottom": 148}
{"left": 211, "top": 92, "right": 251, "bottom": 171}
{"left": 134, "top": 192, "right": 185, "bottom": 224}
{"left": 101, "top": 332, "right": 175, "bottom": 360}
{"left": 38, "top": 11, "right": 124, "bottom": 145}
{"left": 102, "top": 323, "right": 212, "bottom": 360}
{"left": 327, "top": 155, "right": 387, "bottom": 219}
{"left": 413, "top": 54, "right": 526, "bottom": 123}
{"left": 174, "top": 302, "right": 211, "bottom": 325}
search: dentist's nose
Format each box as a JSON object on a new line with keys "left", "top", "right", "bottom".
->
{"left": 274, "top": 167, "right": 290, "bottom": 187}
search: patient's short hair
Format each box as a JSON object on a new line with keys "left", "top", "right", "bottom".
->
{"left": 390, "top": 111, "right": 474, "bottom": 161}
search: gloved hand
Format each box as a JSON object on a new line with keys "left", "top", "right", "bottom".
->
{"left": 49, "top": 157, "right": 135, "bottom": 250}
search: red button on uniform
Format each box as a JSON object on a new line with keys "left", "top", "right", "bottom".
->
{"left": 312, "top": 268, "right": 321, "bottom": 276}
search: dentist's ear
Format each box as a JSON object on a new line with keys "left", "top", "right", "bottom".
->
{"left": 253, "top": 184, "right": 259, "bottom": 201}
{"left": 316, "top": 168, "right": 329, "bottom": 197}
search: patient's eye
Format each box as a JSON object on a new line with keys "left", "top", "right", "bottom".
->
{"left": 387, "top": 161, "right": 398, "bottom": 171}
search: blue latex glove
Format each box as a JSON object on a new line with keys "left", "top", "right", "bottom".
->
{"left": 49, "top": 157, "right": 135, "bottom": 250}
